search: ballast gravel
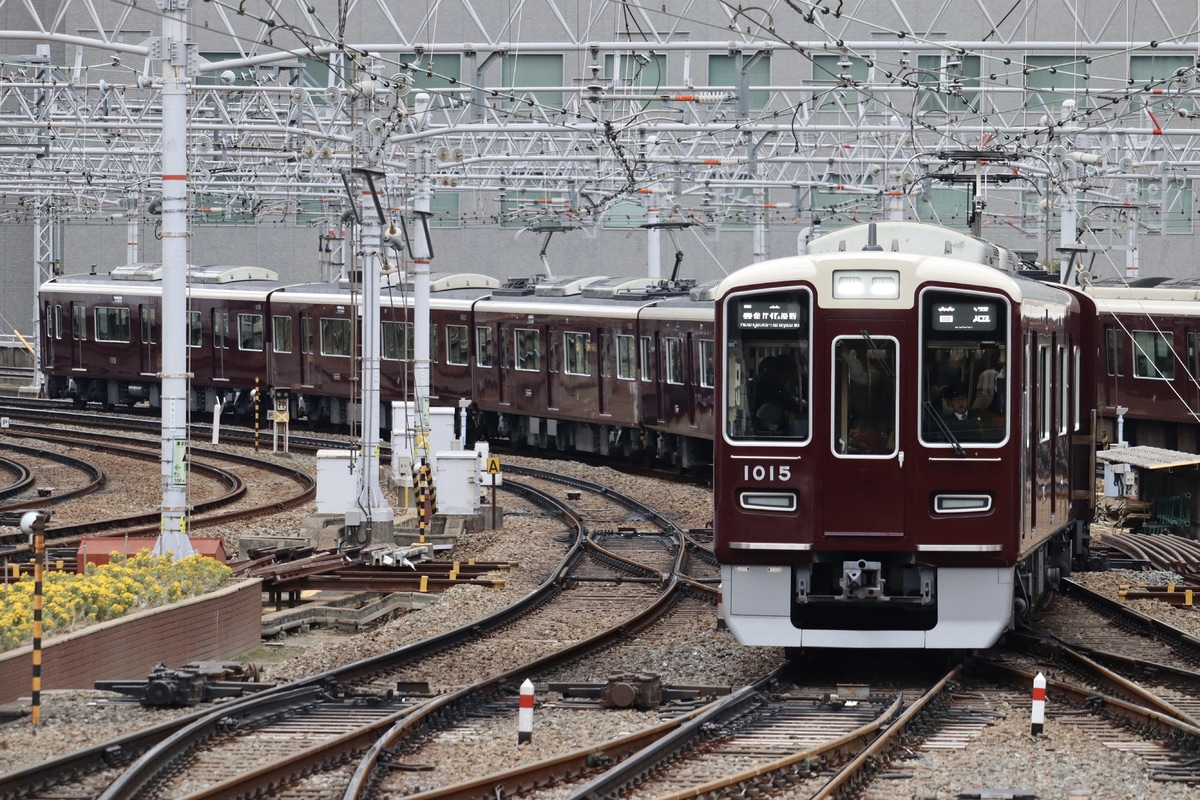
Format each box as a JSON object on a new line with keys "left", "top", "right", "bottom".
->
{"left": 0, "top": 453, "right": 1193, "bottom": 799}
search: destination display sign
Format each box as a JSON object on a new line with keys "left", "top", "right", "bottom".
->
{"left": 738, "top": 299, "right": 804, "bottom": 329}
{"left": 931, "top": 300, "right": 998, "bottom": 332}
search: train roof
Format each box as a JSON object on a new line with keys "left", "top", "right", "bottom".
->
{"left": 805, "top": 220, "right": 1024, "bottom": 272}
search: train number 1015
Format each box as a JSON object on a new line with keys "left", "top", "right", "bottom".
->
{"left": 743, "top": 464, "right": 791, "bottom": 482}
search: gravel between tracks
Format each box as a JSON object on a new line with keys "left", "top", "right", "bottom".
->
{"left": 0, "top": 453, "right": 1193, "bottom": 799}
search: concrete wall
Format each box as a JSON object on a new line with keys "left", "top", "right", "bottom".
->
{"left": 0, "top": 578, "right": 262, "bottom": 704}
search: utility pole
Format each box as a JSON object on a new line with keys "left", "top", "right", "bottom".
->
{"left": 152, "top": 0, "right": 195, "bottom": 559}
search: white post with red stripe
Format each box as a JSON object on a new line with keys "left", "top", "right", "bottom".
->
{"left": 518, "top": 678, "right": 534, "bottom": 744}
{"left": 1031, "top": 672, "right": 1046, "bottom": 736}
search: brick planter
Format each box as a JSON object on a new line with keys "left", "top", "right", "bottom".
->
{"left": 0, "top": 578, "right": 262, "bottom": 704}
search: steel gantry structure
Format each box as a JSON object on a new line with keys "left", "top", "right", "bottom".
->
{"left": 5, "top": 0, "right": 1200, "bottom": 548}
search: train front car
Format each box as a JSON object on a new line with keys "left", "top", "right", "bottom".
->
{"left": 714, "top": 221, "right": 1096, "bottom": 650}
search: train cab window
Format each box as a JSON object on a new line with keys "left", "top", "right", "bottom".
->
{"left": 140, "top": 305, "right": 156, "bottom": 344}
{"left": 382, "top": 320, "right": 414, "bottom": 361}
{"left": 447, "top": 325, "right": 469, "bottom": 366}
{"left": 1132, "top": 330, "right": 1174, "bottom": 379}
{"left": 723, "top": 290, "right": 810, "bottom": 441}
{"left": 238, "top": 314, "right": 264, "bottom": 352}
{"left": 833, "top": 337, "right": 897, "bottom": 456}
{"left": 665, "top": 337, "right": 684, "bottom": 385}
{"left": 213, "top": 311, "right": 231, "bottom": 350}
{"left": 919, "top": 290, "right": 1008, "bottom": 446}
{"left": 564, "top": 332, "right": 590, "bottom": 376}
{"left": 273, "top": 316, "right": 293, "bottom": 354}
{"left": 94, "top": 307, "right": 131, "bottom": 343}
{"left": 321, "top": 317, "right": 352, "bottom": 357}
{"left": 186, "top": 311, "right": 202, "bottom": 347}
{"left": 476, "top": 326, "right": 494, "bottom": 367}
{"left": 699, "top": 339, "right": 716, "bottom": 388}
{"left": 71, "top": 303, "right": 87, "bottom": 341}
{"left": 516, "top": 328, "right": 541, "bottom": 371}
{"left": 617, "top": 335, "right": 636, "bottom": 380}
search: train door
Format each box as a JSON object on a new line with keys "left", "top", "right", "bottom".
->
{"left": 139, "top": 303, "right": 158, "bottom": 376}
{"left": 822, "top": 323, "right": 905, "bottom": 537}
{"left": 42, "top": 301, "right": 57, "bottom": 368}
{"left": 70, "top": 302, "right": 86, "bottom": 370}
{"left": 497, "top": 323, "right": 509, "bottom": 405}
{"left": 213, "top": 309, "right": 230, "bottom": 380}
{"left": 545, "top": 325, "right": 556, "bottom": 410}
{"left": 685, "top": 331, "right": 696, "bottom": 425}
{"left": 300, "top": 313, "right": 314, "bottom": 387}
{"left": 598, "top": 329, "right": 609, "bottom": 415}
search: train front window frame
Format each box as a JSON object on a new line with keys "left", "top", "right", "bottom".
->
{"left": 918, "top": 288, "right": 1009, "bottom": 448}
{"left": 832, "top": 336, "right": 898, "bottom": 458}
{"left": 723, "top": 288, "right": 811, "bottom": 442}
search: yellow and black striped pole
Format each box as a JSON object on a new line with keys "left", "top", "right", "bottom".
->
{"left": 417, "top": 461, "right": 428, "bottom": 543}
{"left": 27, "top": 512, "right": 45, "bottom": 729}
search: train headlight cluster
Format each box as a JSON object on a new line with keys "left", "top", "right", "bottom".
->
{"left": 833, "top": 270, "right": 900, "bottom": 299}
{"left": 933, "top": 493, "right": 993, "bottom": 514}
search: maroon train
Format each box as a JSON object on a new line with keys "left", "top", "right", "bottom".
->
{"left": 37, "top": 265, "right": 716, "bottom": 469}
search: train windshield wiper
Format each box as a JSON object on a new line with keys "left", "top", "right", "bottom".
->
{"left": 923, "top": 400, "right": 966, "bottom": 457}
{"left": 860, "top": 330, "right": 894, "bottom": 377}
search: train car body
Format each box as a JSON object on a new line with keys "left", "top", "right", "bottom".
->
{"left": 36, "top": 266, "right": 715, "bottom": 466}
{"left": 714, "top": 221, "right": 1096, "bottom": 650}
{"left": 39, "top": 264, "right": 282, "bottom": 413}
{"left": 1088, "top": 281, "right": 1200, "bottom": 452}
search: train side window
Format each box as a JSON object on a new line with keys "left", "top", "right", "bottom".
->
{"left": 95, "top": 306, "right": 131, "bottom": 343}
{"left": 186, "top": 311, "right": 202, "bottom": 348}
{"left": 1189, "top": 332, "right": 1200, "bottom": 379}
{"left": 1132, "top": 330, "right": 1174, "bottom": 379}
{"left": 476, "top": 326, "right": 494, "bottom": 367}
{"left": 447, "top": 325, "right": 469, "bottom": 366}
{"left": 639, "top": 336, "right": 652, "bottom": 381}
{"left": 52, "top": 304, "right": 62, "bottom": 340}
{"left": 516, "top": 328, "right": 540, "bottom": 371}
{"left": 1058, "top": 345, "right": 1068, "bottom": 435}
{"left": 71, "top": 303, "right": 86, "bottom": 341}
{"left": 1105, "top": 328, "right": 1124, "bottom": 376}
{"left": 140, "top": 305, "right": 156, "bottom": 344}
{"left": 273, "top": 316, "right": 293, "bottom": 354}
{"left": 321, "top": 317, "right": 352, "bottom": 357}
{"left": 238, "top": 313, "right": 264, "bottom": 352}
{"left": 382, "top": 320, "right": 413, "bottom": 361}
{"left": 213, "top": 311, "right": 230, "bottom": 350}
{"left": 617, "top": 335, "right": 636, "bottom": 380}
{"left": 429, "top": 325, "right": 439, "bottom": 365}
{"left": 665, "top": 337, "right": 684, "bottom": 385}
{"left": 564, "top": 332, "right": 590, "bottom": 376}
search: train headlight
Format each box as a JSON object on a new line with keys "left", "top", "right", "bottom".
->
{"left": 933, "top": 493, "right": 992, "bottom": 514}
{"left": 833, "top": 270, "right": 900, "bottom": 299}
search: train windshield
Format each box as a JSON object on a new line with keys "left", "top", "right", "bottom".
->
{"left": 920, "top": 290, "right": 1008, "bottom": 446}
{"left": 724, "top": 290, "right": 811, "bottom": 441}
